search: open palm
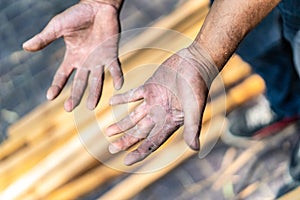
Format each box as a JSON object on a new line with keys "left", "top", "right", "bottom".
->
{"left": 107, "top": 47, "right": 217, "bottom": 165}
{"left": 23, "top": 1, "right": 123, "bottom": 111}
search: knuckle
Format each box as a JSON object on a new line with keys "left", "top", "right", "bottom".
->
{"left": 48, "top": 15, "right": 64, "bottom": 38}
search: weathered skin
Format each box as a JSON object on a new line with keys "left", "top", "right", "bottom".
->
{"left": 107, "top": 47, "right": 217, "bottom": 165}
{"left": 197, "top": 0, "right": 281, "bottom": 69}
{"left": 23, "top": 0, "right": 123, "bottom": 112}
{"left": 107, "top": 0, "right": 281, "bottom": 165}
{"left": 23, "top": 0, "right": 282, "bottom": 165}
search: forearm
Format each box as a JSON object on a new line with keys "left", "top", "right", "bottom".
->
{"left": 87, "top": 0, "right": 124, "bottom": 10}
{"left": 191, "top": 0, "right": 281, "bottom": 70}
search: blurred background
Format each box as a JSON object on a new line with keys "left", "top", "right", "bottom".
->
{"left": 1, "top": 0, "right": 299, "bottom": 199}
{"left": 0, "top": 0, "right": 183, "bottom": 141}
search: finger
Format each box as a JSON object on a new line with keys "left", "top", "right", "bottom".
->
{"left": 23, "top": 16, "right": 61, "bottom": 52}
{"left": 108, "top": 59, "right": 124, "bottom": 90}
{"left": 124, "top": 123, "right": 176, "bottom": 166}
{"left": 106, "top": 102, "right": 148, "bottom": 136}
{"left": 87, "top": 65, "right": 104, "bottom": 110}
{"left": 46, "top": 62, "right": 73, "bottom": 101}
{"left": 182, "top": 100, "right": 202, "bottom": 151}
{"left": 109, "top": 86, "right": 145, "bottom": 105}
{"left": 179, "top": 80, "right": 204, "bottom": 151}
{"left": 108, "top": 115, "right": 154, "bottom": 154}
{"left": 64, "top": 68, "right": 89, "bottom": 112}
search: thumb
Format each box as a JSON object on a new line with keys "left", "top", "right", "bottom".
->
{"left": 23, "top": 17, "right": 60, "bottom": 52}
{"left": 182, "top": 103, "right": 202, "bottom": 151}
{"left": 177, "top": 75, "right": 206, "bottom": 150}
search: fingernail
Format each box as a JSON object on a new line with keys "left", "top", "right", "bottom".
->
{"left": 191, "top": 139, "right": 200, "bottom": 151}
{"left": 47, "top": 85, "right": 62, "bottom": 101}
{"left": 46, "top": 90, "right": 53, "bottom": 100}
{"left": 114, "top": 83, "right": 121, "bottom": 90}
{"left": 124, "top": 156, "right": 134, "bottom": 166}
{"left": 108, "top": 144, "right": 121, "bottom": 154}
{"left": 87, "top": 101, "right": 95, "bottom": 110}
{"left": 64, "top": 100, "right": 73, "bottom": 112}
{"left": 114, "top": 79, "right": 123, "bottom": 90}
{"left": 109, "top": 98, "right": 114, "bottom": 105}
{"left": 124, "top": 153, "right": 139, "bottom": 166}
{"left": 22, "top": 40, "right": 30, "bottom": 49}
{"left": 106, "top": 127, "right": 114, "bottom": 137}
{"left": 22, "top": 37, "right": 35, "bottom": 50}
{"left": 46, "top": 88, "right": 55, "bottom": 100}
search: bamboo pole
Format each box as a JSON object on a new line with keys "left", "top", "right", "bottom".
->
{"left": 0, "top": 123, "right": 76, "bottom": 190}
{"left": 1, "top": 3, "right": 209, "bottom": 195}
{"left": 0, "top": 54, "right": 251, "bottom": 193}
{"left": 98, "top": 117, "right": 225, "bottom": 200}
{"left": 96, "top": 74, "right": 265, "bottom": 200}
{"left": 0, "top": 0, "right": 260, "bottom": 199}
{"left": 44, "top": 115, "right": 223, "bottom": 200}
{"left": 1, "top": 1, "right": 249, "bottom": 166}
{"left": 0, "top": 69, "right": 263, "bottom": 200}
{"left": 0, "top": 71, "right": 154, "bottom": 199}
{"left": 0, "top": 1, "right": 250, "bottom": 184}
{"left": 7, "top": 0, "right": 210, "bottom": 138}
{"left": 45, "top": 165, "right": 123, "bottom": 200}
{"left": 279, "top": 186, "right": 300, "bottom": 200}
{"left": 0, "top": 0, "right": 211, "bottom": 188}
{"left": 100, "top": 88, "right": 300, "bottom": 200}
{"left": 212, "top": 124, "right": 297, "bottom": 191}
{"left": 119, "top": 0, "right": 210, "bottom": 56}
{"left": 0, "top": 52, "right": 258, "bottom": 198}
{"left": 37, "top": 74, "right": 264, "bottom": 200}
{"left": 0, "top": 106, "right": 67, "bottom": 161}
{"left": 1, "top": 0, "right": 210, "bottom": 162}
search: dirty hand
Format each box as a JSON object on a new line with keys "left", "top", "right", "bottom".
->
{"left": 106, "top": 45, "right": 218, "bottom": 165}
{"left": 23, "top": 0, "right": 123, "bottom": 112}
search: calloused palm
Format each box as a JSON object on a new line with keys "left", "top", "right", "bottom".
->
{"left": 23, "top": 1, "right": 123, "bottom": 111}
{"left": 106, "top": 47, "right": 218, "bottom": 165}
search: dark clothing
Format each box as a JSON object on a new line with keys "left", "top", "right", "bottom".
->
{"left": 210, "top": 0, "right": 300, "bottom": 117}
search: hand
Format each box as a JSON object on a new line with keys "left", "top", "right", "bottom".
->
{"left": 23, "top": 0, "right": 123, "bottom": 112}
{"left": 106, "top": 46, "right": 218, "bottom": 165}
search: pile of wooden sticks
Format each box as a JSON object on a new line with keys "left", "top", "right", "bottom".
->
{"left": 0, "top": 0, "right": 269, "bottom": 199}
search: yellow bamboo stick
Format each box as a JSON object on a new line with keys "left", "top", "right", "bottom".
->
{"left": 0, "top": 0, "right": 211, "bottom": 188}
{"left": 37, "top": 74, "right": 264, "bottom": 200}
{"left": 1, "top": 0, "right": 210, "bottom": 162}
{"left": 279, "top": 186, "right": 300, "bottom": 200}
{"left": 0, "top": 0, "right": 260, "bottom": 199}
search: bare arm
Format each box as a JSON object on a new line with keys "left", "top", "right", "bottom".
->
{"left": 107, "top": 0, "right": 279, "bottom": 165}
{"left": 191, "top": 0, "right": 281, "bottom": 69}
{"left": 92, "top": 0, "right": 123, "bottom": 9}
{"left": 106, "top": 0, "right": 282, "bottom": 165}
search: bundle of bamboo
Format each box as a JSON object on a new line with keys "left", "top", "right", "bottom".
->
{"left": 0, "top": 0, "right": 273, "bottom": 199}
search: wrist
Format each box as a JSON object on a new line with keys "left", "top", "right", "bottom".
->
{"left": 86, "top": 0, "right": 124, "bottom": 10}
{"left": 184, "top": 44, "right": 219, "bottom": 86}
